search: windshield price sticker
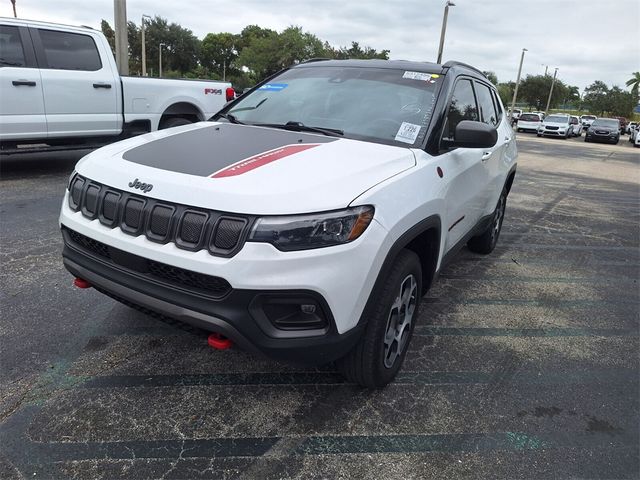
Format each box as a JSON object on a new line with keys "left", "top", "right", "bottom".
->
{"left": 258, "top": 83, "right": 288, "bottom": 91}
{"left": 395, "top": 122, "right": 421, "bottom": 144}
{"left": 402, "top": 71, "right": 439, "bottom": 82}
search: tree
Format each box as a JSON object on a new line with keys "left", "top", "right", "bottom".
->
{"left": 518, "top": 74, "right": 568, "bottom": 110}
{"left": 482, "top": 71, "right": 498, "bottom": 85}
{"left": 496, "top": 81, "right": 515, "bottom": 107}
{"left": 328, "top": 41, "right": 389, "bottom": 60}
{"left": 101, "top": 19, "right": 115, "bottom": 55}
{"left": 582, "top": 81, "right": 609, "bottom": 115}
{"left": 626, "top": 72, "right": 640, "bottom": 99}
{"left": 606, "top": 86, "right": 635, "bottom": 117}
{"left": 201, "top": 32, "right": 239, "bottom": 79}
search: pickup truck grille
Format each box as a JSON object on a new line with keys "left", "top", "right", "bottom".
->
{"left": 68, "top": 174, "right": 253, "bottom": 257}
{"left": 63, "top": 227, "right": 232, "bottom": 298}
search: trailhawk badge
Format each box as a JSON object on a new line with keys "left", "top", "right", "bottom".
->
{"left": 128, "top": 178, "right": 153, "bottom": 193}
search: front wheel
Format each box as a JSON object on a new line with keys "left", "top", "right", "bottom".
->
{"left": 467, "top": 189, "right": 507, "bottom": 254}
{"left": 337, "top": 250, "right": 422, "bottom": 388}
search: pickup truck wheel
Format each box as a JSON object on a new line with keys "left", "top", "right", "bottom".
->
{"left": 467, "top": 189, "right": 506, "bottom": 254}
{"left": 159, "top": 117, "right": 193, "bottom": 130}
{"left": 337, "top": 249, "right": 422, "bottom": 388}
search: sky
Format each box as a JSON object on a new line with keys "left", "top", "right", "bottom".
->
{"left": 4, "top": 0, "right": 639, "bottom": 92}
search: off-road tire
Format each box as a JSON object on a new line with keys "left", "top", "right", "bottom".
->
{"left": 467, "top": 188, "right": 507, "bottom": 254}
{"left": 337, "top": 249, "right": 422, "bottom": 388}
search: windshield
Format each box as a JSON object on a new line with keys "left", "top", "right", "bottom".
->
{"left": 219, "top": 66, "right": 441, "bottom": 147}
{"left": 519, "top": 114, "right": 540, "bottom": 121}
{"left": 544, "top": 115, "right": 569, "bottom": 123}
{"left": 591, "top": 119, "right": 619, "bottom": 128}
{"left": 582, "top": 115, "right": 596, "bottom": 121}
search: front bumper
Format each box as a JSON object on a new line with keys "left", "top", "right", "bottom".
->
{"left": 60, "top": 194, "right": 390, "bottom": 363}
{"left": 585, "top": 132, "right": 619, "bottom": 142}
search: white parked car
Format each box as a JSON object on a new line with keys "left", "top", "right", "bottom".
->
{"left": 516, "top": 112, "right": 542, "bottom": 132}
{"left": 625, "top": 121, "right": 637, "bottom": 135}
{"left": 0, "top": 18, "right": 233, "bottom": 153}
{"left": 569, "top": 116, "right": 582, "bottom": 137}
{"left": 537, "top": 114, "right": 571, "bottom": 139}
{"left": 580, "top": 115, "right": 597, "bottom": 131}
{"left": 60, "top": 59, "right": 518, "bottom": 387}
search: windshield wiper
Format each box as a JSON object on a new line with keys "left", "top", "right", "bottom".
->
{"left": 257, "top": 121, "right": 344, "bottom": 137}
{"left": 215, "top": 112, "right": 244, "bottom": 124}
{"left": 229, "top": 98, "right": 268, "bottom": 113}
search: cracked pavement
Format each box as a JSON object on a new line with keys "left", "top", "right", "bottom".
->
{"left": 0, "top": 134, "right": 638, "bottom": 478}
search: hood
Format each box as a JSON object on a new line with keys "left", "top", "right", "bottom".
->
{"left": 75, "top": 122, "right": 416, "bottom": 215}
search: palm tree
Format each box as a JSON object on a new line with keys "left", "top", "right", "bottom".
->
{"left": 626, "top": 72, "right": 640, "bottom": 98}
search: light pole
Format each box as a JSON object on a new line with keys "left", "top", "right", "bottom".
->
{"left": 141, "top": 14, "right": 151, "bottom": 77}
{"left": 544, "top": 67, "right": 558, "bottom": 113}
{"left": 159, "top": 42, "right": 165, "bottom": 78}
{"left": 509, "top": 48, "right": 527, "bottom": 124}
{"left": 541, "top": 64, "right": 548, "bottom": 76}
{"left": 436, "top": 1, "right": 455, "bottom": 64}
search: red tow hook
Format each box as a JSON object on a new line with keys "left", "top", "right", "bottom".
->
{"left": 73, "top": 277, "right": 92, "bottom": 289}
{"left": 208, "top": 332, "right": 233, "bottom": 350}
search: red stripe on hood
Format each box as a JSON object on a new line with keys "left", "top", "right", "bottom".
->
{"left": 210, "top": 143, "right": 321, "bottom": 178}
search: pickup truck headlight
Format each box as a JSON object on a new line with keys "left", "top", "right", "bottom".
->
{"left": 249, "top": 206, "right": 374, "bottom": 251}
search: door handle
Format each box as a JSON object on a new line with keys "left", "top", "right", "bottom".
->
{"left": 93, "top": 83, "right": 112, "bottom": 89}
{"left": 481, "top": 151, "right": 492, "bottom": 162}
{"left": 12, "top": 80, "right": 36, "bottom": 87}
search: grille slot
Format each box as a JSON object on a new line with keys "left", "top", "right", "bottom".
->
{"left": 123, "top": 198, "right": 145, "bottom": 232}
{"left": 148, "top": 204, "right": 175, "bottom": 241}
{"left": 64, "top": 227, "right": 232, "bottom": 298}
{"left": 69, "top": 175, "right": 251, "bottom": 257}
{"left": 178, "top": 211, "right": 208, "bottom": 247}
{"left": 82, "top": 184, "right": 100, "bottom": 217}
{"left": 100, "top": 190, "right": 121, "bottom": 226}
{"left": 213, "top": 218, "right": 247, "bottom": 250}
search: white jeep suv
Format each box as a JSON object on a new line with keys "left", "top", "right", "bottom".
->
{"left": 60, "top": 60, "right": 517, "bottom": 387}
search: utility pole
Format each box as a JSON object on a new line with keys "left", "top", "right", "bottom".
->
{"left": 141, "top": 14, "right": 151, "bottom": 77}
{"left": 436, "top": 1, "right": 455, "bottom": 64}
{"left": 545, "top": 68, "right": 559, "bottom": 113}
{"left": 159, "top": 42, "right": 165, "bottom": 77}
{"left": 509, "top": 48, "right": 527, "bottom": 124}
{"left": 11, "top": 0, "right": 17, "bottom": 18}
{"left": 113, "top": 0, "right": 128, "bottom": 75}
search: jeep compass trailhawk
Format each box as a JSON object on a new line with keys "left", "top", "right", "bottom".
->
{"left": 60, "top": 59, "right": 517, "bottom": 388}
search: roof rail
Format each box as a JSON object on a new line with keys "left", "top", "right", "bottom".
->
{"left": 442, "top": 61, "right": 486, "bottom": 78}
{"left": 300, "top": 58, "right": 332, "bottom": 64}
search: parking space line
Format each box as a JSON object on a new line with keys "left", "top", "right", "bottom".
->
{"left": 77, "top": 368, "right": 639, "bottom": 389}
{"left": 413, "top": 326, "right": 638, "bottom": 337}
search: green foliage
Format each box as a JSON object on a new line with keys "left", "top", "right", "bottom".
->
{"left": 101, "top": 18, "right": 389, "bottom": 85}
{"left": 496, "top": 81, "right": 514, "bottom": 107}
{"left": 626, "top": 72, "right": 640, "bottom": 99}
{"left": 482, "top": 71, "right": 498, "bottom": 85}
{"left": 518, "top": 74, "right": 569, "bottom": 110}
{"left": 583, "top": 80, "right": 635, "bottom": 117}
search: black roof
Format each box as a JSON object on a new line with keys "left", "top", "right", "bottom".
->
{"left": 295, "top": 58, "right": 487, "bottom": 79}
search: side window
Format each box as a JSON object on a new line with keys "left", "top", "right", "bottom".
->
{"left": 0, "top": 25, "right": 26, "bottom": 67}
{"left": 38, "top": 29, "right": 102, "bottom": 71}
{"left": 442, "top": 79, "right": 478, "bottom": 141}
{"left": 476, "top": 82, "right": 499, "bottom": 127}
{"left": 491, "top": 89, "right": 503, "bottom": 123}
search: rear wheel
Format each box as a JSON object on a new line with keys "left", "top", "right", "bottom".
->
{"left": 467, "top": 188, "right": 507, "bottom": 254}
{"left": 337, "top": 250, "right": 422, "bottom": 388}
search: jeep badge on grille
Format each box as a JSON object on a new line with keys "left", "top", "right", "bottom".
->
{"left": 128, "top": 178, "right": 153, "bottom": 193}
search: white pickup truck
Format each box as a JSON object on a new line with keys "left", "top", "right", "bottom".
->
{"left": 0, "top": 18, "right": 233, "bottom": 153}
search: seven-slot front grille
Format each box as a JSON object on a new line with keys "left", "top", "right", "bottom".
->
{"left": 67, "top": 174, "right": 254, "bottom": 257}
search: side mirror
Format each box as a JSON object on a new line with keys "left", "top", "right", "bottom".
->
{"left": 453, "top": 120, "right": 498, "bottom": 148}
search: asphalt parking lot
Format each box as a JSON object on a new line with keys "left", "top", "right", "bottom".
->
{"left": 1, "top": 132, "right": 638, "bottom": 479}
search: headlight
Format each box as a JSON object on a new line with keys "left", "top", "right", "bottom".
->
{"left": 249, "top": 206, "right": 374, "bottom": 251}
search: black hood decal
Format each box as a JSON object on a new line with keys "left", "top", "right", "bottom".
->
{"left": 122, "top": 123, "right": 338, "bottom": 177}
